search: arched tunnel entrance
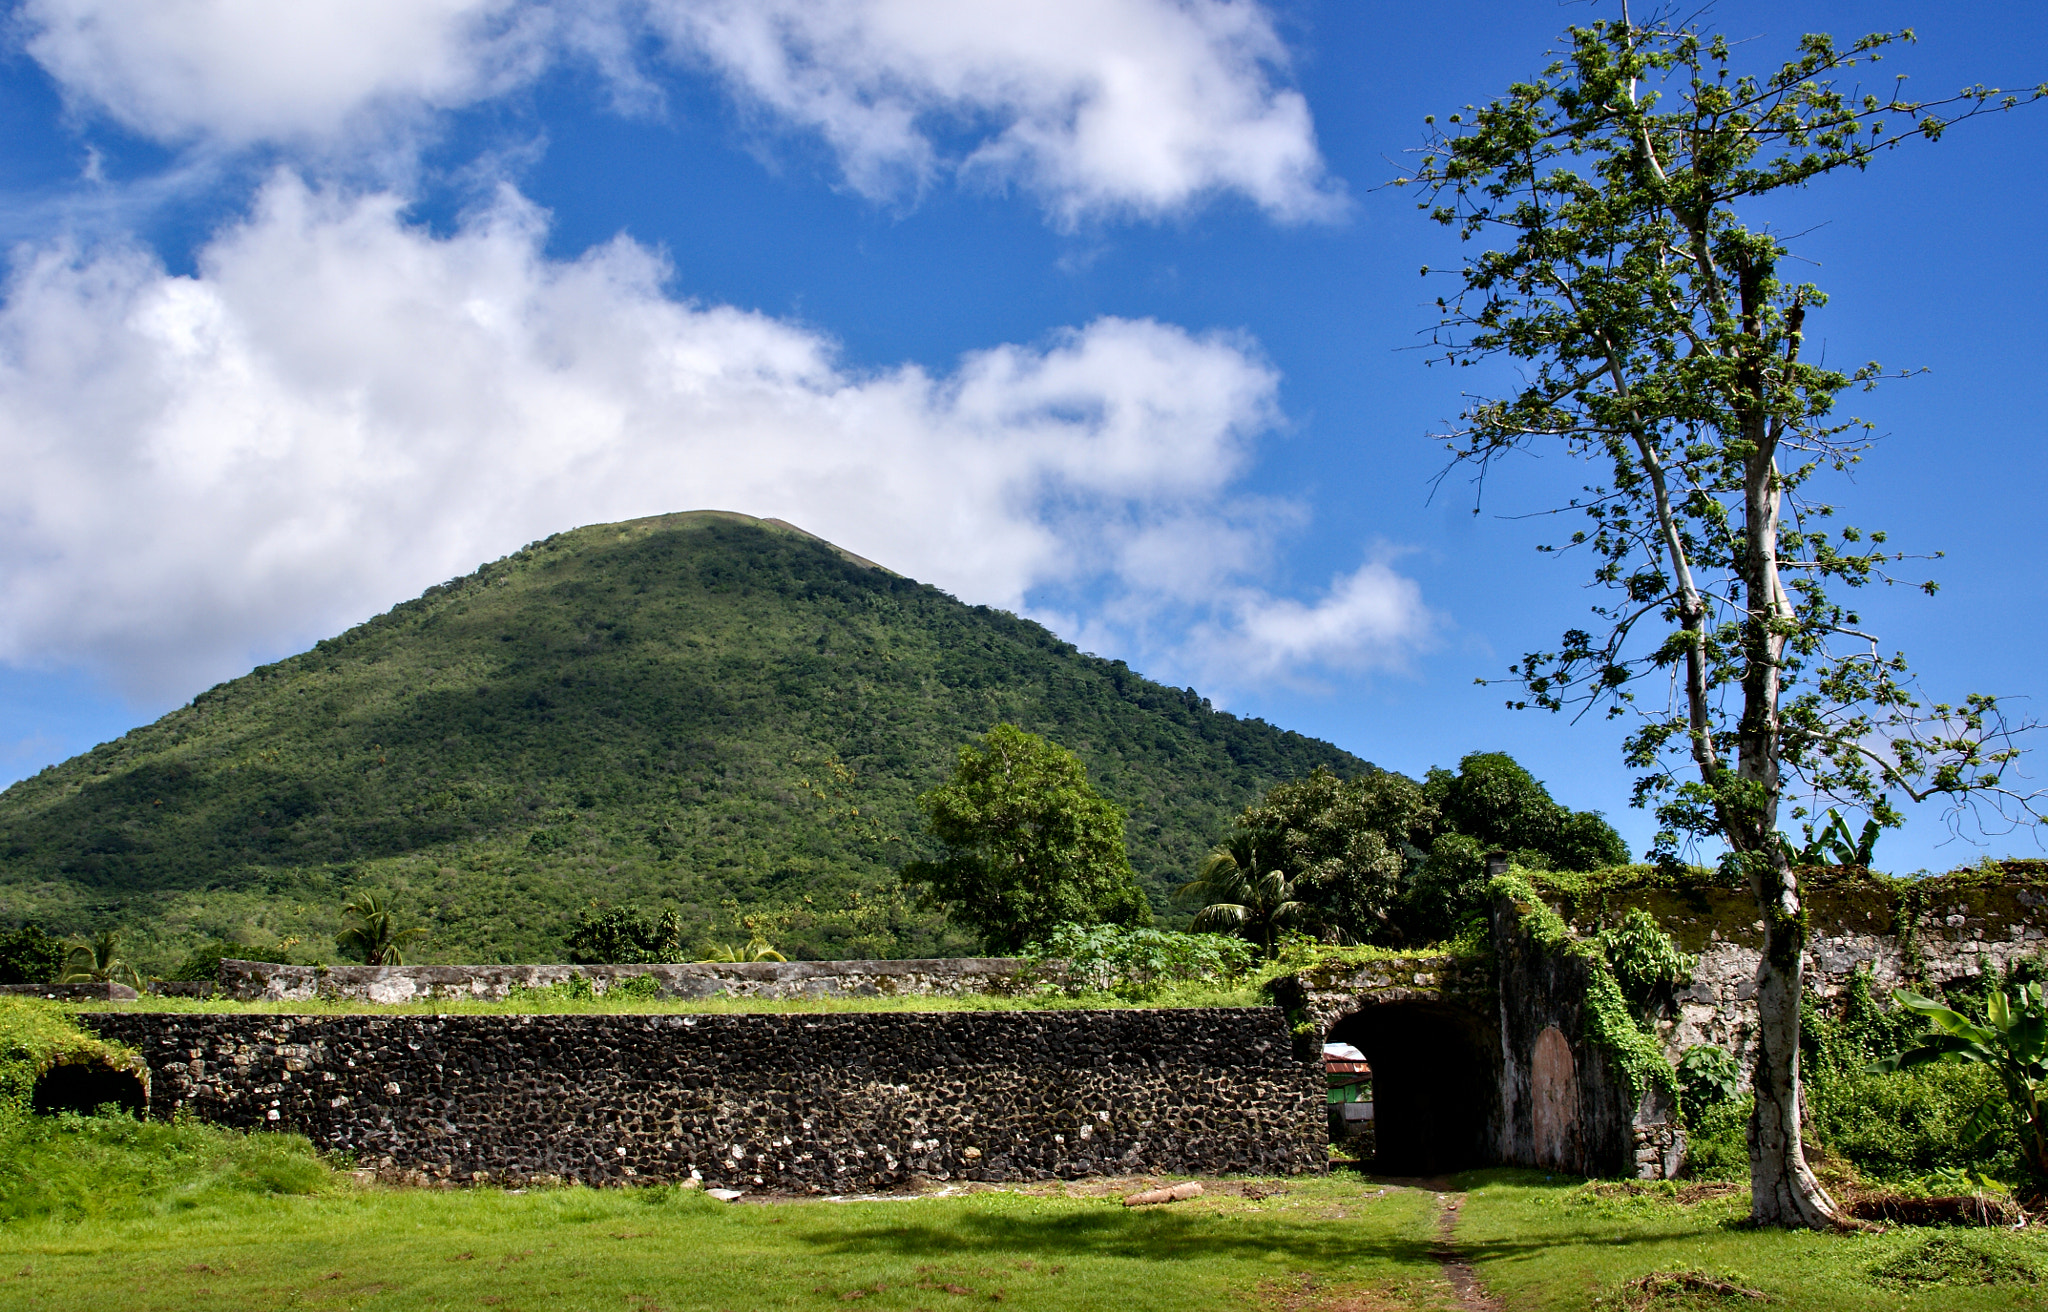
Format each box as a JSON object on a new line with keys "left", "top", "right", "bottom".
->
{"left": 1328, "top": 1001, "right": 1494, "bottom": 1175}
{"left": 31, "top": 1060, "right": 148, "bottom": 1118}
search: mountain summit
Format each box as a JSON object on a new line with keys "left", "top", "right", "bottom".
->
{"left": 0, "top": 512, "right": 1371, "bottom": 964}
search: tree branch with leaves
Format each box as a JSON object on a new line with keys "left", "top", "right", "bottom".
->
{"left": 1398, "top": 13, "right": 2044, "bottom": 1226}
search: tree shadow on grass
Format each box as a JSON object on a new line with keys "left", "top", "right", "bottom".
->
{"left": 794, "top": 1206, "right": 1443, "bottom": 1269}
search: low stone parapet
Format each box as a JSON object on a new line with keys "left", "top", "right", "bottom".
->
{"left": 217, "top": 956, "right": 1036, "bottom": 1004}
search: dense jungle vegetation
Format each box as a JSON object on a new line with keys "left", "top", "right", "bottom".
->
{"left": 0, "top": 513, "right": 1377, "bottom": 970}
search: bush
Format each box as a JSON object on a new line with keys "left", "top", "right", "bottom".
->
{"left": 1800, "top": 968, "right": 2024, "bottom": 1181}
{"left": 1022, "top": 923, "right": 1256, "bottom": 1001}
{"left": 1681, "top": 1095, "right": 1751, "bottom": 1180}
{"left": 0, "top": 998, "right": 145, "bottom": 1111}
{"left": 167, "top": 940, "right": 294, "bottom": 982}
{"left": 1811, "top": 1062, "right": 2020, "bottom": 1183}
{"left": 567, "top": 906, "right": 687, "bottom": 964}
{"left": 0, "top": 1108, "right": 330, "bottom": 1221}
{"left": 0, "top": 924, "right": 67, "bottom": 986}
{"left": 1676, "top": 1045, "right": 1743, "bottom": 1128}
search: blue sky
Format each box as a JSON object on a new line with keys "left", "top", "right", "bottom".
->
{"left": 0, "top": 0, "right": 2042, "bottom": 874}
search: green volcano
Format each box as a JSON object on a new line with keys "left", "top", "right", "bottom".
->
{"left": 0, "top": 512, "right": 1372, "bottom": 967}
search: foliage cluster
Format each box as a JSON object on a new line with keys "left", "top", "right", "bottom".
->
{"left": 566, "top": 904, "right": 688, "bottom": 964}
{"left": 0, "top": 513, "right": 1368, "bottom": 970}
{"left": 0, "top": 922, "right": 67, "bottom": 985}
{"left": 1679, "top": 968, "right": 2033, "bottom": 1185}
{"left": 1200, "top": 752, "right": 1627, "bottom": 950}
{"left": 902, "top": 724, "right": 1150, "bottom": 952}
{"left": 0, "top": 998, "right": 145, "bottom": 1111}
{"left": 166, "top": 938, "right": 295, "bottom": 982}
{"left": 1020, "top": 923, "right": 1256, "bottom": 1001}
{"left": 0, "top": 1107, "right": 331, "bottom": 1223}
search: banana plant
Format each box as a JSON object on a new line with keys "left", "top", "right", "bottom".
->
{"left": 1776, "top": 808, "right": 1881, "bottom": 868}
{"left": 1876, "top": 983, "right": 2048, "bottom": 1178}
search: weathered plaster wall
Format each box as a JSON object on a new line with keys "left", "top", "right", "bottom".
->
{"left": 215, "top": 957, "right": 1034, "bottom": 1004}
{"left": 81, "top": 1008, "right": 1323, "bottom": 1191}
{"left": 1489, "top": 907, "right": 1682, "bottom": 1180}
{"left": 1549, "top": 865, "right": 2048, "bottom": 1081}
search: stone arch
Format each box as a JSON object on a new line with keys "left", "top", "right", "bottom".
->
{"left": 31, "top": 1058, "right": 148, "bottom": 1118}
{"left": 1325, "top": 999, "right": 1494, "bottom": 1175}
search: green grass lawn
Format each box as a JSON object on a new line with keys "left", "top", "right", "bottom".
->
{"left": 0, "top": 1113, "right": 1456, "bottom": 1312}
{"left": 12, "top": 1111, "right": 2048, "bottom": 1311}
{"left": 1457, "top": 1169, "right": 2048, "bottom": 1310}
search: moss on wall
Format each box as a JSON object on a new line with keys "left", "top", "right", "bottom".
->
{"left": 1524, "top": 860, "right": 2048, "bottom": 955}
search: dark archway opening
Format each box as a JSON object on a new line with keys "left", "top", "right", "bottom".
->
{"left": 1329, "top": 1003, "right": 1492, "bottom": 1176}
{"left": 31, "top": 1061, "right": 147, "bottom": 1118}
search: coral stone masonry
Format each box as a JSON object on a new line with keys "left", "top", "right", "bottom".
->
{"left": 79, "top": 1008, "right": 1324, "bottom": 1190}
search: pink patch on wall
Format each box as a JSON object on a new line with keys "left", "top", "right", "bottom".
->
{"left": 1532, "top": 1025, "right": 1579, "bottom": 1169}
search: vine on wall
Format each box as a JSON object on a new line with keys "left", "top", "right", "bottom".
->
{"left": 1490, "top": 870, "right": 1685, "bottom": 1108}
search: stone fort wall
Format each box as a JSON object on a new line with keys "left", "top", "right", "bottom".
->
{"left": 81, "top": 1007, "right": 1324, "bottom": 1191}
{"left": 1546, "top": 862, "right": 2048, "bottom": 1080}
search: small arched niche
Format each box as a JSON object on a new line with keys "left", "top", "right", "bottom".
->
{"left": 31, "top": 1059, "right": 148, "bottom": 1118}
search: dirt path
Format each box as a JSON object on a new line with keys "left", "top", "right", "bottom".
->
{"left": 1430, "top": 1191, "right": 1503, "bottom": 1312}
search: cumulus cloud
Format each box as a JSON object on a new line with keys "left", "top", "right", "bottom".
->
{"left": 20, "top": 0, "right": 554, "bottom": 149}
{"left": 1207, "top": 555, "right": 1436, "bottom": 683}
{"left": 644, "top": 0, "right": 1342, "bottom": 223}
{"left": 0, "top": 175, "right": 1414, "bottom": 701}
{"left": 19, "top": 0, "right": 1340, "bottom": 223}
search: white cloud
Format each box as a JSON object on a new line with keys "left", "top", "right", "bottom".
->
{"left": 19, "top": 0, "right": 1340, "bottom": 223}
{"left": 20, "top": 0, "right": 553, "bottom": 149}
{"left": 0, "top": 175, "right": 1414, "bottom": 701}
{"left": 645, "top": 0, "right": 1343, "bottom": 223}
{"left": 1211, "top": 555, "right": 1437, "bottom": 682}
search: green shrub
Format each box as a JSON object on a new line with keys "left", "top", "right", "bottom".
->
{"left": 1815, "top": 1055, "right": 2022, "bottom": 1183}
{"left": 1675, "top": 1045, "right": 1743, "bottom": 1129}
{"left": 1681, "top": 1095, "right": 1752, "bottom": 1180}
{"left": 167, "top": 940, "right": 294, "bottom": 982}
{"left": 1800, "top": 968, "right": 2025, "bottom": 1181}
{"left": 0, "top": 924, "right": 67, "bottom": 986}
{"left": 567, "top": 906, "right": 687, "bottom": 964}
{"left": 1022, "top": 923, "right": 1256, "bottom": 1001}
{"left": 0, "top": 998, "right": 145, "bottom": 1111}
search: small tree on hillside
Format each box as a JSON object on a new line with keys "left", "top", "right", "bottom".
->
{"left": 902, "top": 723, "right": 1151, "bottom": 953}
{"left": 1401, "top": 14, "right": 2044, "bottom": 1226}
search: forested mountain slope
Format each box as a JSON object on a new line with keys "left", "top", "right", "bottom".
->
{"left": 0, "top": 512, "right": 1371, "bottom": 966}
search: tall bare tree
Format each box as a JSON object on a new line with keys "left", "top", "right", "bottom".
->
{"left": 1401, "top": 14, "right": 2044, "bottom": 1226}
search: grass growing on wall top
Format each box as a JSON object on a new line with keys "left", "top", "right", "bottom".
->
{"left": 50, "top": 978, "right": 1278, "bottom": 1019}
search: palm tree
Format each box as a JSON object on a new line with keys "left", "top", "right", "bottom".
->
{"left": 61, "top": 929, "right": 143, "bottom": 988}
{"left": 335, "top": 892, "right": 428, "bottom": 966}
{"left": 699, "top": 936, "right": 787, "bottom": 963}
{"left": 1177, "top": 842, "right": 1309, "bottom": 958}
